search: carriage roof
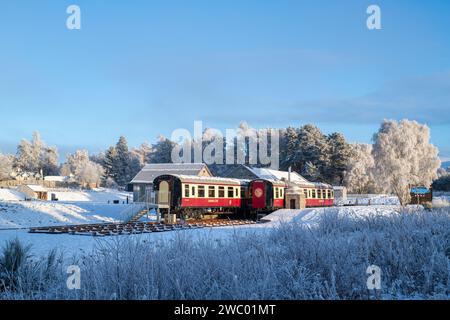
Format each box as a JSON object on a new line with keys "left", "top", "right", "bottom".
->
{"left": 154, "top": 174, "right": 247, "bottom": 186}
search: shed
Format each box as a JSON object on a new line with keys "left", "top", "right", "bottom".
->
{"left": 17, "top": 184, "right": 48, "bottom": 201}
{"left": 129, "top": 163, "right": 212, "bottom": 202}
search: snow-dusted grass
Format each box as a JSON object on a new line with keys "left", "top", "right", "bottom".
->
{"left": 1, "top": 207, "right": 450, "bottom": 300}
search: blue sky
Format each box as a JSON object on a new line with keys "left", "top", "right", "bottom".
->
{"left": 1, "top": 0, "right": 449, "bottom": 160}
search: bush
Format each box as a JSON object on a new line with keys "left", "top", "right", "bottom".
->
{"left": 0, "top": 238, "right": 63, "bottom": 298}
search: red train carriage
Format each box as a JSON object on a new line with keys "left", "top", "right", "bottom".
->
{"left": 153, "top": 174, "right": 246, "bottom": 218}
{"left": 248, "top": 179, "right": 286, "bottom": 211}
{"left": 302, "top": 183, "right": 334, "bottom": 207}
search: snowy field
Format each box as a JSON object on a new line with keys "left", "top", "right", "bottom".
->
{"left": 1, "top": 204, "right": 449, "bottom": 300}
{"left": 0, "top": 187, "right": 131, "bottom": 202}
{"left": 0, "top": 204, "right": 415, "bottom": 257}
{"left": 337, "top": 194, "right": 400, "bottom": 206}
{"left": 0, "top": 188, "right": 133, "bottom": 230}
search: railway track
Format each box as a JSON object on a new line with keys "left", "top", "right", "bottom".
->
{"left": 28, "top": 219, "right": 258, "bottom": 237}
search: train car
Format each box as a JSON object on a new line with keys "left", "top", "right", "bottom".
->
{"left": 248, "top": 180, "right": 334, "bottom": 211}
{"left": 248, "top": 179, "right": 286, "bottom": 212}
{"left": 153, "top": 174, "right": 246, "bottom": 218}
{"left": 302, "top": 183, "right": 334, "bottom": 207}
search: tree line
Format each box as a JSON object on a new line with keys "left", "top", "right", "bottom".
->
{"left": 0, "top": 119, "right": 442, "bottom": 204}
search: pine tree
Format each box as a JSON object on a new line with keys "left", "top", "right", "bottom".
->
{"left": 296, "top": 124, "right": 329, "bottom": 181}
{"left": 279, "top": 127, "right": 300, "bottom": 171}
{"left": 114, "top": 136, "right": 132, "bottom": 186}
{"left": 148, "top": 136, "right": 175, "bottom": 164}
{"left": 325, "top": 132, "right": 352, "bottom": 185}
{"left": 102, "top": 146, "right": 117, "bottom": 184}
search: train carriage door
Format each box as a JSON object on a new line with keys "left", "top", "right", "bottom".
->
{"left": 252, "top": 180, "right": 266, "bottom": 209}
{"left": 158, "top": 180, "right": 170, "bottom": 208}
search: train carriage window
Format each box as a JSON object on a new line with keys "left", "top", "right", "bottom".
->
{"left": 327, "top": 190, "right": 331, "bottom": 199}
{"left": 208, "top": 186, "right": 215, "bottom": 198}
{"left": 235, "top": 187, "right": 239, "bottom": 198}
{"left": 304, "top": 189, "right": 308, "bottom": 198}
{"left": 275, "top": 187, "right": 279, "bottom": 199}
{"left": 227, "top": 187, "right": 234, "bottom": 198}
{"left": 198, "top": 186, "right": 205, "bottom": 198}
{"left": 191, "top": 186, "right": 195, "bottom": 197}
{"left": 312, "top": 189, "right": 316, "bottom": 198}
{"left": 218, "top": 186, "right": 225, "bottom": 198}
{"left": 184, "top": 184, "right": 190, "bottom": 198}
{"left": 280, "top": 188, "right": 283, "bottom": 198}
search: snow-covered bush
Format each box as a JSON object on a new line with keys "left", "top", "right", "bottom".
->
{"left": 0, "top": 238, "right": 63, "bottom": 298}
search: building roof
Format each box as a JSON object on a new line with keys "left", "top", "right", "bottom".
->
{"left": 130, "top": 163, "right": 211, "bottom": 184}
{"left": 156, "top": 174, "right": 246, "bottom": 186}
{"left": 245, "top": 166, "right": 314, "bottom": 186}
{"left": 25, "top": 185, "right": 48, "bottom": 192}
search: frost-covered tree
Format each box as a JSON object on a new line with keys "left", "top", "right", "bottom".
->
{"left": 303, "top": 161, "right": 319, "bottom": 181}
{"left": 148, "top": 136, "right": 175, "bottom": 164}
{"left": 114, "top": 136, "right": 132, "bottom": 186}
{"left": 62, "top": 150, "right": 103, "bottom": 187}
{"left": 40, "top": 147, "right": 59, "bottom": 176}
{"left": 0, "top": 153, "right": 14, "bottom": 181}
{"left": 76, "top": 161, "right": 104, "bottom": 186}
{"left": 296, "top": 124, "right": 329, "bottom": 181}
{"left": 14, "top": 132, "right": 59, "bottom": 176}
{"left": 344, "top": 144, "right": 376, "bottom": 194}
{"left": 102, "top": 146, "right": 117, "bottom": 183}
{"left": 372, "top": 119, "right": 441, "bottom": 205}
{"left": 279, "top": 127, "right": 300, "bottom": 171}
{"left": 325, "top": 133, "right": 353, "bottom": 185}
{"left": 15, "top": 139, "right": 34, "bottom": 173}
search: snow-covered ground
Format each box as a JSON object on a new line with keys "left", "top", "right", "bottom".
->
{"left": 0, "top": 201, "right": 131, "bottom": 229}
{"left": 0, "top": 187, "right": 133, "bottom": 230}
{"left": 48, "top": 188, "right": 132, "bottom": 202}
{"left": 0, "top": 187, "right": 131, "bottom": 202}
{"left": 0, "top": 204, "right": 410, "bottom": 257}
{"left": 0, "top": 190, "right": 438, "bottom": 258}
{"left": 0, "top": 188, "right": 24, "bottom": 201}
{"left": 337, "top": 194, "right": 400, "bottom": 206}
